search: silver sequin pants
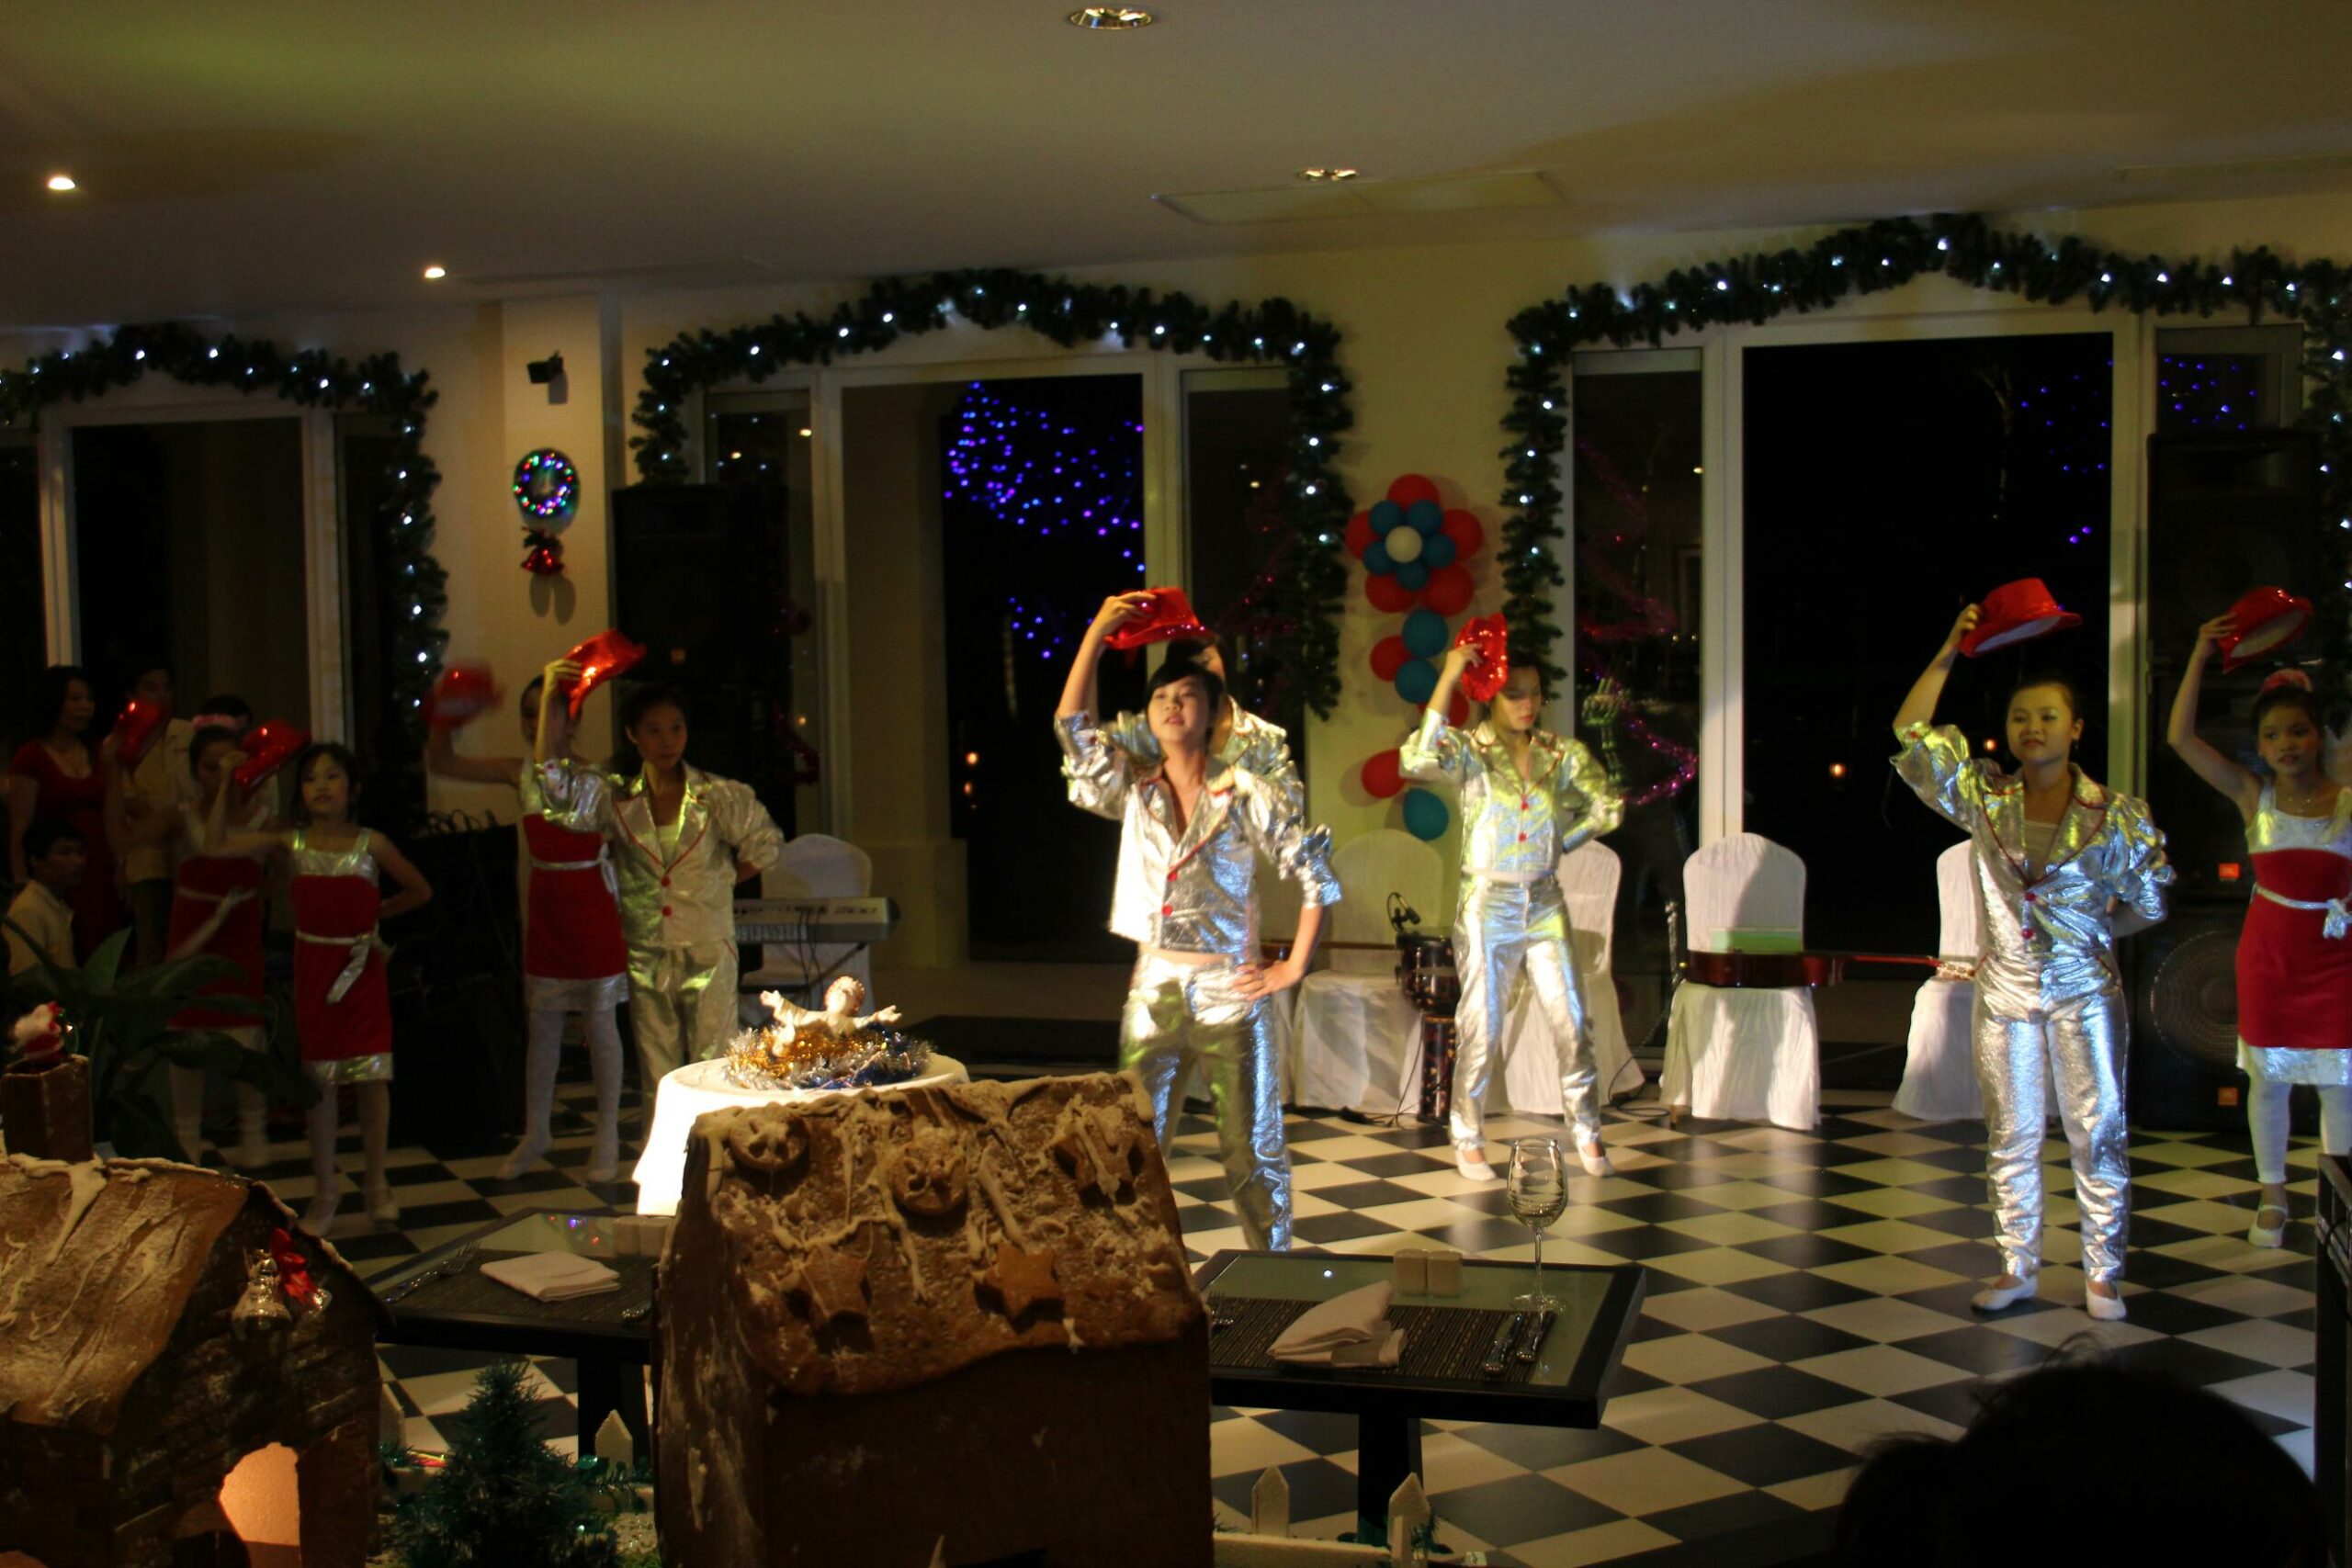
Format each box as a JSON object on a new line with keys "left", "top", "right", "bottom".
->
{"left": 1453, "top": 879, "right": 1602, "bottom": 1151}
{"left": 1120, "top": 951, "right": 1291, "bottom": 1251}
{"left": 628, "top": 941, "right": 738, "bottom": 1118}
{"left": 1974, "top": 991, "right": 2130, "bottom": 1281}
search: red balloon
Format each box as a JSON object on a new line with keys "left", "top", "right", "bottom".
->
{"left": 1442, "top": 509, "right": 1484, "bottom": 561}
{"left": 1386, "top": 474, "right": 1441, "bottom": 510}
{"left": 1365, "top": 573, "right": 1416, "bottom": 614}
{"left": 1344, "top": 510, "right": 1374, "bottom": 559}
{"left": 1369, "top": 635, "right": 1410, "bottom": 682}
{"left": 1422, "top": 563, "right": 1475, "bottom": 615}
{"left": 1446, "top": 690, "right": 1470, "bottom": 729}
{"left": 1361, "top": 748, "right": 1405, "bottom": 800}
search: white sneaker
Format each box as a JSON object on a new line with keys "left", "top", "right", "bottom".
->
{"left": 2085, "top": 1283, "right": 2127, "bottom": 1322}
{"left": 1971, "top": 1274, "right": 2038, "bottom": 1314}
{"left": 1453, "top": 1147, "right": 1499, "bottom": 1182}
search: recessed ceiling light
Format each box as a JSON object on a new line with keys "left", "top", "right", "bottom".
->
{"left": 1068, "top": 6, "right": 1155, "bottom": 28}
{"left": 45, "top": 174, "right": 75, "bottom": 192}
{"left": 1297, "top": 168, "right": 1359, "bottom": 183}
{"left": 422, "top": 265, "right": 447, "bottom": 280}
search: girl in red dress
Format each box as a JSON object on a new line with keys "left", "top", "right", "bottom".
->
{"left": 217, "top": 742, "right": 431, "bottom": 1235}
{"left": 7, "top": 665, "right": 119, "bottom": 962}
{"left": 426, "top": 668, "right": 628, "bottom": 1180}
{"left": 162, "top": 726, "right": 277, "bottom": 1168}
{"left": 2166, "top": 621, "right": 2352, "bottom": 1247}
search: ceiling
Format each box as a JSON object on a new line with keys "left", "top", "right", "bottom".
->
{"left": 2, "top": 0, "right": 2349, "bottom": 326}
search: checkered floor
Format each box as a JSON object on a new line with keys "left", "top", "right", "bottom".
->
{"left": 225, "top": 1066, "right": 2325, "bottom": 1568}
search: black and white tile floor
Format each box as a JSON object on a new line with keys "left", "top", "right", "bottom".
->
{"left": 242, "top": 1073, "right": 2323, "bottom": 1567}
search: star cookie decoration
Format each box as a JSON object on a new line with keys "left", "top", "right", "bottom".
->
{"left": 792, "top": 1243, "right": 870, "bottom": 1327}
{"left": 985, "top": 1244, "right": 1063, "bottom": 1321}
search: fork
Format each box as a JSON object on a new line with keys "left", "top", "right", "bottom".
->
{"left": 380, "top": 1244, "right": 481, "bottom": 1304}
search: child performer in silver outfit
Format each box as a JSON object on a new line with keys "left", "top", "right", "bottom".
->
{"left": 1894, "top": 604, "right": 2172, "bottom": 1322}
{"left": 1404, "top": 639, "right": 1623, "bottom": 1182}
{"left": 540, "top": 679, "right": 784, "bottom": 1120}
{"left": 1102, "top": 636, "right": 1304, "bottom": 813}
{"left": 1058, "top": 592, "right": 1341, "bottom": 1251}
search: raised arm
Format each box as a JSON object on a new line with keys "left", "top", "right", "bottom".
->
{"left": 1399, "top": 644, "right": 1478, "bottom": 784}
{"left": 424, "top": 724, "right": 524, "bottom": 788}
{"left": 1057, "top": 592, "right": 1151, "bottom": 721}
{"left": 165, "top": 886, "right": 254, "bottom": 963}
{"left": 2165, "top": 615, "right": 2262, "bottom": 821}
{"left": 197, "top": 750, "right": 287, "bottom": 858}
{"left": 370, "top": 834, "right": 433, "bottom": 921}
{"left": 1893, "top": 604, "right": 1979, "bottom": 736}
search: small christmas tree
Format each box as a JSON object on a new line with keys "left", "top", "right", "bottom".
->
{"left": 391, "top": 1359, "right": 620, "bottom": 1568}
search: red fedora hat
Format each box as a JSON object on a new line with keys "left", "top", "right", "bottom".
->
{"left": 2220, "top": 585, "right": 2313, "bottom": 673}
{"left": 1104, "top": 586, "right": 1212, "bottom": 651}
{"left": 1960, "top": 579, "right": 2082, "bottom": 658}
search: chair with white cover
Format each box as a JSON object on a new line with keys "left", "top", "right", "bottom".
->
{"left": 1292, "top": 829, "right": 1442, "bottom": 1114}
{"left": 736, "top": 834, "right": 874, "bottom": 1021}
{"left": 1660, "top": 832, "right": 1820, "bottom": 1130}
{"left": 1894, "top": 841, "right": 1984, "bottom": 1122}
{"left": 1254, "top": 864, "right": 1306, "bottom": 1103}
{"left": 1492, "top": 840, "right": 1644, "bottom": 1114}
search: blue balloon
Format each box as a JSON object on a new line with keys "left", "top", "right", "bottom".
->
{"left": 1401, "top": 608, "right": 1449, "bottom": 658}
{"left": 1368, "top": 499, "right": 1405, "bottom": 536}
{"left": 1363, "top": 538, "right": 1393, "bottom": 575}
{"left": 1394, "top": 658, "right": 1437, "bottom": 706}
{"left": 1420, "top": 533, "right": 1457, "bottom": 569}
{"left": 1407, "top": 499, "right": 1444, "bottom": 536}
{"left": 1394, "top": 559, "right": 1429, "bottom": 592}
{"left": 1401, "top": 787, "right": 1449, "bottom": 840}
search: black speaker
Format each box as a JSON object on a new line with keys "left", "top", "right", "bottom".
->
{"left": 2145, "top": 429, "right": 2323, "bottom": 899}
{"left": 386, "top": 818, "right": 526, "bottom": 1149}
{"left": 2126, "top": 903, "right": 2314, "bottom": 1133}
{"left": 609, "top": 482, "right": 792, "bottom": 690}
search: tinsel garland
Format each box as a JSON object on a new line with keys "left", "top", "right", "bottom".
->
{"left": 1502, "top": 209, "right": 2352, "bottom": 685}
{"left": 0, "top": 321, "right": 447, "bottom": 730}
{"left": 631, "top": 269, "right": 1354, "bottom": 718}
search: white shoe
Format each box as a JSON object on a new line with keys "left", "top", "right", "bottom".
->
{"left": 1578, "top": 1142, "right": 1616, "bottom": 1178}
{"left": 2248, "top": 1204, "right": 2290, "bottom": 1248}
{"left": 1972, "top": 1274, "right": 2038, "bottom": 1314}
{"left": 1453, "top": 1147, "right": 1499, "bottom": 1182}
{"left": 367, "top": 1184, "right": 400, "bottom": 1227}
{"left": 496, "top": 1134, "right": 552, "bottom": 1181}
{"left": 301, "top": 1195, "right": 340, "bottom": 1237}
{"left": 587, "top": 1133, "right": 621, "bottom": 1185}
{"left": 233, "top": 1132, "right": 272, "bottom": 1170}
{"left": 2085, "top": 1283, "right": 2128, "bottom": 1322}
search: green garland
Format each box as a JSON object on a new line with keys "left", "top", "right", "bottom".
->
{"left": 1502, "top": 210, "right": 2352, "bottom": 683}
{"left": 631, "top": 268, "right": 1354, "bottom": 717}
{"left": 0, "top": 321, "right": 447, "bottom": 729}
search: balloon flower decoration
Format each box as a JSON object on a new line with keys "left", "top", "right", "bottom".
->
{"left": 424, "top": 663, "right": 501, "bottom": 730}
{"left": 1344, "top": 474, "right": 1484, "bottom": 615}
{"left": 513, "top": 447, "right": 579, "bottom": 577}
{"left": 560, "top": 629, "right": 647, "bottom": 719}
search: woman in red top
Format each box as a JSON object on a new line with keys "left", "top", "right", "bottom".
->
{"left": 2167, "top": 620, "right": 2352, "bottom": 1247}
{"left": 162, "top": 726, "right": 278, "bottom": 1168}
{"left": 427, "top": 666, "right": 628, "bottom": 1181}
{"left": 7, "top": 666, "right": 119, "bottom": 961}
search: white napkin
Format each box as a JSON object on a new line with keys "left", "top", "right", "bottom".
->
{"left": 480, "top": 1251, "right": 622, "bottom": 1303}
{"left": 1271, "top": 1280, "right": 1405, "bottom": 1367}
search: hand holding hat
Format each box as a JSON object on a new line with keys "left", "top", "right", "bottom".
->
{"left": 560, "top": 630, "right": 647, "bottom": 719}
{"left": 424, "top": 662, "right": 501, "bottom": 730}
{"left": 232, "top": 720, "right": 311, "bottom": 791}
{"left": 1958, "top": 579, "right": 2082, "bottom": 658}
{"left": 112, "top": 697, "right": 169, "bottom": 768}
{"left": 1102, "top": 586, "right": 1211, "bottom": 651}
{"left": 1452, "top": 614, "right": 1510, "bottom": 702}
{"left": 2218, "top": 585, "right": 2312, "bottom": 673}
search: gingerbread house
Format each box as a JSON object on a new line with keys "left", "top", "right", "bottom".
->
{"left": 0, "top": 1150, "right": 383, "bottom": 1567}
{"left": 656, "top": 1073, "right": 1210, "bottom": 1567}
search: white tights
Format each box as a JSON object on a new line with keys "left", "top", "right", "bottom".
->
{"left": 2247, "top": 1074, "right": 2352, "bottom": 1186}
{"left": 514, "top": 1005, "right": 625, "bottom": 1156}
{"left": 306, "top": 1079, "right": 390, "bottom": 1223}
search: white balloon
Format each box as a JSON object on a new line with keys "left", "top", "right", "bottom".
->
{"left": 1384, "top": 525, "right": 1424, "bottom": 563}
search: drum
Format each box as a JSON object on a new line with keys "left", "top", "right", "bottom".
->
{"left": 1396, "top": 933, "right": 1459, "bottom": 1016}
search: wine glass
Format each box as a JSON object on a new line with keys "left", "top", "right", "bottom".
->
{"left": 1508, "top": 1136, "right": 1568, "bottom": 1311}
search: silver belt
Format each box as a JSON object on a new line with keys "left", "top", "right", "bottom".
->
{"left": 1466, "top": 867, "right": 1553, "bottom": 886}
{"left": 298, "top": 929, "right": 384, "bottom": 1002}
{"left": 529, "top": 855, "right": 605, "bottom": 872}
{"left": 2255, "top": 883, "right": 2352, "bottom": 940}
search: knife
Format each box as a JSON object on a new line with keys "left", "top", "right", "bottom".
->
{"left": 1481, "top": 1312, "right": 1528, "bottom": 1379}
{"left": 1514, "top": 1309, "right": 1556, "bottom": 1365}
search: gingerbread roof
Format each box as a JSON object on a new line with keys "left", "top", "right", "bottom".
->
{"left": 675, "top": 1073, "right": 1203, "bottom": 1397}
{"left": 0, "top": 1155, "right": 369, "bottom": 1433}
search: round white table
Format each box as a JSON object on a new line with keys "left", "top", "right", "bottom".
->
{"left": 630, "top": 1054, "right": 969, "bottom": 1216}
